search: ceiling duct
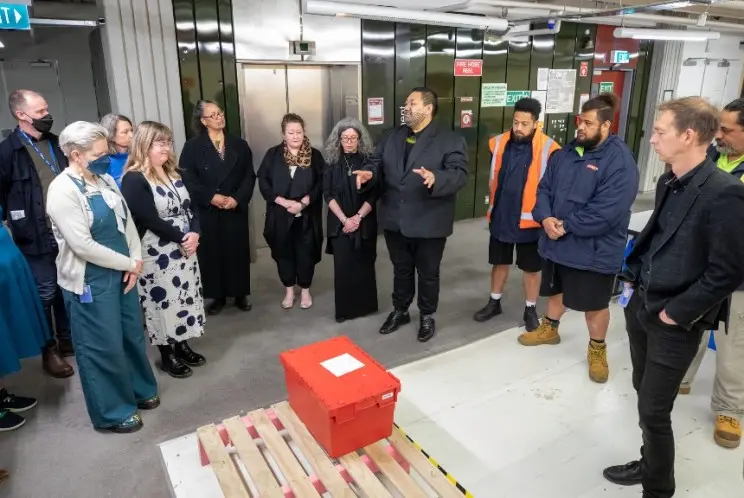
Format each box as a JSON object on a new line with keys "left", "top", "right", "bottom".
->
{"left": 503, "top": 19, "right": 562, "bottom": 38}
{"left": 508, "top": 0, "right": 714, "bottom": 24}
{"left": 304, "top": 0, "right": 509, "bottom": 31}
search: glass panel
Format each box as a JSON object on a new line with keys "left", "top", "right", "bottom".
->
{"left": 194, "top": 0, "right": 225, "bottom": 110}
{"left": 173, "top": 0, "right": 201, "bottom": 138}
{"left": 626, "top": 41, "right": 653, "bottom": 158}
{"left": 217, "top": 0, "right": 241, "bottom": 136}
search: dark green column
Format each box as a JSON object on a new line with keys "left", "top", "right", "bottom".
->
{"left": 425, "top": 27, "right": 456, "bottom": 130}
{"left": 172, "top": 0, "right": 241, "bottom": 138}
{"left": 545, "top": 23, "right": 578, "bottom": 145}
{"left": 568, "top": 25, "right": 596, "bottom": 140}
{"left": 361, "top": 20, "right": 396, "bottom": 143}
{"left": 504, "top": 36, "right": 531, "bottom": 126}
{"left": 395, "top": 23, "right": 427, "bottom": 127}
{"left": 626, "top": 41, "right": 654, "bottom": 158}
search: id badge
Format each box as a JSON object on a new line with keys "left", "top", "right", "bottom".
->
{"left": 618, "top": 284, "right": 633, "bottom": 308}
{"left": 80, "top": 285, "right": 93, "bottom": 303}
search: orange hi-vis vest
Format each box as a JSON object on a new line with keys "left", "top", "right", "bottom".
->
{"left": 486, "top": 130, "right": 560, "bottom": 229}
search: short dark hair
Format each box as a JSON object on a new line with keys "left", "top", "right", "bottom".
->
{"left": 191, "top": 99, "right": 220, "bottom": 135}
{"left": 513, "top": 98, "right": 542, "bottom": 121}
{"left": 723, "top": 98, "right": 744, "bottom": 128}
{"left": 8, "top": 89, "right": 32, "bottom": 118}
{"left": 581, "top": 93, "right": 620, "bottom": 124}
{"left": 411, "top": 87, "right": 439, "bottom": 117}
{"left": 658, "top": 96, "right": 719, "bottom": 145}
{"left": 281, "top": 113, "right": 305, "bottom": 133}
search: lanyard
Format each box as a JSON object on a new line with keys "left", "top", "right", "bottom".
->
{"left": 20, "top": 131, "right": 60, "bottom": 175}
{"left": 163, "top": 177, "right": 182, "bottom": 203}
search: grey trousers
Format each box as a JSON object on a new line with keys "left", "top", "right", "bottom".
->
{"left": 681, "top": 291, "right": 744, "bottom": 419}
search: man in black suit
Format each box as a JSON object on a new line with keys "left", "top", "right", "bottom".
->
{"left": 603, "top": 96, "right": 744, "bottom": 497}
{"left": 356, "top": 87, "right": 468, "bottom": 342}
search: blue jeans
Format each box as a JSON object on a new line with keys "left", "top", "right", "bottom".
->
{"left": 24, "top": 251, "right": 70, "bottom": 343}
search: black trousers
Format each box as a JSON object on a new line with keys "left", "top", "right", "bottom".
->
{"left": 24, "top": 251, "right": 70, "bottom": 344}
{"left": 625, "top": 292, "right": 705, "bottom": 498}
{"left": 384, "top": 230, "right": 446, "bottom": 316}
{"left": 276, "top": 221, "right": 316, "bottom": 289}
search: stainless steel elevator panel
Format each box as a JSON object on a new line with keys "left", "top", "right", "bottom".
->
{"left": 239, "top": 63, "right": 360, "bottom": 257}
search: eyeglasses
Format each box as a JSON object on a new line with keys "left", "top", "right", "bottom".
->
{"left": 153, "top": 140, "right": 173, "bottom": 148}
{"left": 340, "top": 136, "right": 359, "bottom": 143}
{"left": 203, "top": 111, "right": 225, "bottom": 120}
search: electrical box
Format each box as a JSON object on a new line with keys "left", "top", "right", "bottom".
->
{"left": 290, "top": 40, "right": 316, "bottom": 56}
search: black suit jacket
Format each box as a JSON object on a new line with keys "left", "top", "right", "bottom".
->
{"left": 623, "top": 159, "right": 744, "bottom": 330}
{"left": 363, "top": 123, "right": 468, "bottom": 239}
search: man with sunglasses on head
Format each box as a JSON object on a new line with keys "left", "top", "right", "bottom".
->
{"left": 523, "top": 93, "right": 639, "bottom": 384}
{"left": 0, "top": 90, "right": 74, "bottom": 379}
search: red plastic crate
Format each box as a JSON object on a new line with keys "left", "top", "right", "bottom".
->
{"left": 279, "top": 336, "right": 401, "bottom": 458}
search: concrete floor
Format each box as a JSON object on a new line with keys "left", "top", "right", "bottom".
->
{"left": 1, "top": 218, "right": 530, "bottom": 498}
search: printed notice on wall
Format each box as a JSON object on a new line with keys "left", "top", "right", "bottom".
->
{"left": 545, "top": 69, "right": 577, "bottom": 114}
{"left": 537, "top": 68, "right": 549, "bottom": 91}
{"left": 481, "top": 83, "right": 507, "bottom": 107}
{"left": 321, "top": 353, "right": 365, "bottom": 377}
{"left": 579, "top": 93, "right": 590, "bottom": 113}
{"left": 531, "top": 90, "right": 547, "bottom": 124}
{"left": 367, "top": 98, "right": 384, "bottom": 125}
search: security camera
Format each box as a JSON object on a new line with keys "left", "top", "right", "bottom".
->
{"left": 547, "top": 19, "right": 556, "bottom": 30}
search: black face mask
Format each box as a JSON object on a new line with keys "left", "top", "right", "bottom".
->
{"left": 31, "top": 114, "right": 53, "bottom": 134}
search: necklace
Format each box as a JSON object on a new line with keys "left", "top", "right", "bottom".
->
{"left": 342, "top": 155, "right": 353, "bottom": 176}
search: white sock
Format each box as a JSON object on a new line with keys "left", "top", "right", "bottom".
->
{"left": 491, "top": 293, "right": 502, "bottom": 300}
{"left": 526, "top": 301, "right": 536, "bottom": 307}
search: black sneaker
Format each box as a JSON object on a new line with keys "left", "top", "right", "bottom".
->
{"left": 523, "top": 306, "right": 540, "bottom": 332}
{"left": 474, "top": 298, "right": 502, "bottom": 322}
{"left": 0, "top": 389, "right": 37, "bottom": 413}
{"left": 0, "top": 409, "right": 25, "bottom": 432}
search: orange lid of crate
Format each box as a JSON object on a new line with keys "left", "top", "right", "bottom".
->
{"left": 279, "top": 336, "right": 400, "bottom": 415}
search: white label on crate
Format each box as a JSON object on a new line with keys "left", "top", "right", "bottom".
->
{"left": 321, "top": 353, "right": 365, "bottom": 377}
{"left": 382, "top": 392, "right": 394, "bottom": 401}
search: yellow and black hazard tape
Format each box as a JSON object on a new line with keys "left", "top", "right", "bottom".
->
{"left": 393, "top": 422, "right": 475, "bottom": 498}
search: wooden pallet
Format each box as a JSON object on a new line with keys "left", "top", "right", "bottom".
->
{"left": 196, "top": 401, "right": 466, "bottom": 498}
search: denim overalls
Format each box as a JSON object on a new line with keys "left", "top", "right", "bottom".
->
{"left": 61, "top": 176, "right": 157, "bottom": 429}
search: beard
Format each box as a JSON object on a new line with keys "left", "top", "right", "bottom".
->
{"left": 715, "top": 141, "right": 736, "bottom": 157}
{"left": 576, "top": 131, "right": 602, "bottom": 149}
{"left": 512, "top": 130, "right": 535, "bottom": 144}
{"left": 404, "top": 111, "right": 427, "bottom": 129}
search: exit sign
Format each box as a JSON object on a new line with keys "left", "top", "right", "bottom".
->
{"left": 611, "top": 50, "right": 630, "bottom": 64}
{"left": 506, "top": 90, "right": 531, "bottom": 106}
{"left": 454, "top": 59, "right": 483, "bottom": 77}
{"left": 0, "top": 3, "right": 30, "bottom": 31}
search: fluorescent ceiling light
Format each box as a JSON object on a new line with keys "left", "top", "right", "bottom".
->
{"left": 305, "top": 0, "right": 508, "bottom": 31}
{"left": 613, "top": 27, "right": 720, "bottom": 41}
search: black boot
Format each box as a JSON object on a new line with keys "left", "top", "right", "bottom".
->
{"left": 603, "top": 460, "right": 643, "bottom": 486}
{"left": 174, "top": 341, "right": 206, "bottom": 367}
{"left": 207, "top": 298, "right": 226, "bottom": 316}
{"left": 523, "top": 305, "right": 540, "bottom": 332}
{"left": 473, "top": 298, "right": 502, "bottom": 322}
{"left": 157, "top": 345, "right": 192, "bottom": 379}
{"left": 235, "top": 296, "right": 252, "bottom": 312}
{"left": 418, "top": 315, "right": 436, "bottom": 342}
{"left": 379, "top": 310, "right": 411, "bottom": 335}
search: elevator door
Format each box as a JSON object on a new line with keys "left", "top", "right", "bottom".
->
{"left": 240, "top": 64, "right": 360, "bottom": 254}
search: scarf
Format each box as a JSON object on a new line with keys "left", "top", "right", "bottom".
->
{"left": 284, "top": 137, "right": 312, "bottom": 169}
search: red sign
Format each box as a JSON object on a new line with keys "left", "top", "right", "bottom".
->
{"left": 454, "top": 59, "right": 483, "bottom": 77}
{"left": 460, "top": 110, "right": 473, "bottom": 129}
{"left": 579, "top": 61, "right": 589, "bottom": 78}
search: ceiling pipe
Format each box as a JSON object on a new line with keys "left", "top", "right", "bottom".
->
{"left": 504, "top": 19, "right": 562, "bottom": 38}
{"left": 447, "top": 0, "right": 744, "bottom": 32}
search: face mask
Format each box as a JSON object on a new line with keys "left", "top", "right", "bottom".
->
{"left": 87, "top": 155, "right": 111, "bottom": 176}
{"left": 30, "top": 114, "right": 54, "bottom": 134}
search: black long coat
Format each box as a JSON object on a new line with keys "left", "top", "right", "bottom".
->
{"left": 258, "top": 144, "right": 325, "bottom": 264}
{"left": 179, "top": 133, "right": 256, "bottom": 299}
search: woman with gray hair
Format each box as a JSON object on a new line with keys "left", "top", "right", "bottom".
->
{"left": 46, "top": 121, "right": 158, "bottom": 434}
{"left": 323, "top": 117, "right": 379, "bottom": 322}
{"left": 99, "top": 113, "right": 133, "bottom": 187}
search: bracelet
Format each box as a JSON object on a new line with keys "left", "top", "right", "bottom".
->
{"left": 341, "top": 216, "right": 347, "bottom": 223}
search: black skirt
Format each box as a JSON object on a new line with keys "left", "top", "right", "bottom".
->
{"left": 330, "top": 235, "right": 378, "bottom": 320}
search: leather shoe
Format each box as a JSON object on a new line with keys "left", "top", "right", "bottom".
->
{"left": 418, "top": 315, "right": 436, "bottom": 342}
{"left": 473, "top": 298, "right": 502, "bottom": 322}
{"left": 174, "top": 341, "right": 206, "bottom": 367}
{"left": 42, "top": 344, "right": 74, "bottom": 378}
{"left": 235, "top": 296, "right": 252, "bottom": 312}
{"left": 58, "top": 337, "right": 75, "bottom": 357}
{"left": 603, "top": 460, "right": 643, "bottom": 486}
{"left": 207, "top": 298, "right": 226, "bottom": 316}
{"left": 380, "top": 310, "right": 411, "bottom": 335}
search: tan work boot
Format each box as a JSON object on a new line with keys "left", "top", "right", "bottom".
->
{"left": 518, "top": 317, "right": 561, "bottom": 346}
{"left": 587, "top": 340, "right": 609, "bottom": 383}
{"left": 714, "top": 415, "right": 741, "bottom": 449}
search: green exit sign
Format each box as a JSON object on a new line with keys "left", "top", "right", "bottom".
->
{"left": 506, "top": 90, "right": 531, "bottom": 106}
{"left": 611, "top": 50, "right": 630, "bottom": 64}
{"left": 599, "top": 81, "right": 614, "bottom": 94}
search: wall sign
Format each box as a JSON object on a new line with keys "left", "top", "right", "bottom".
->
{"left": 599, "top": 81, "right": 614, "bottom": 94}
{"left": 506, "top": 90, "right": 531, "bottom": 106}
{"left": 545, "top": 69, "right": 577, "bottom": 114}
{"left": 481, "top": 83, "right": 507, "bottom": 107}
{"left": 611, "top": 50, "right": 631, "bottom": 64}
{"left": 460, "top": 110, "right": 473, "bottom": 128}
{"left": 579, "top": 61, "right": 589, "bottom": 78}
{"left": 367, "top": 98, "right": 384, "bottom": 125}
{"left": 454, "top": 59, "right": 483, "bottom": 77}
{"left": 531, "top": 90, "right": 547, "bottom": 124}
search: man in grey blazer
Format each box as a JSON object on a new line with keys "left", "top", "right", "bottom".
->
{"left": 604, "top": 97, "right": 744, "bottom": 498}
{"left": 356, "top": 87, "right": 468, "bottom": 342}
